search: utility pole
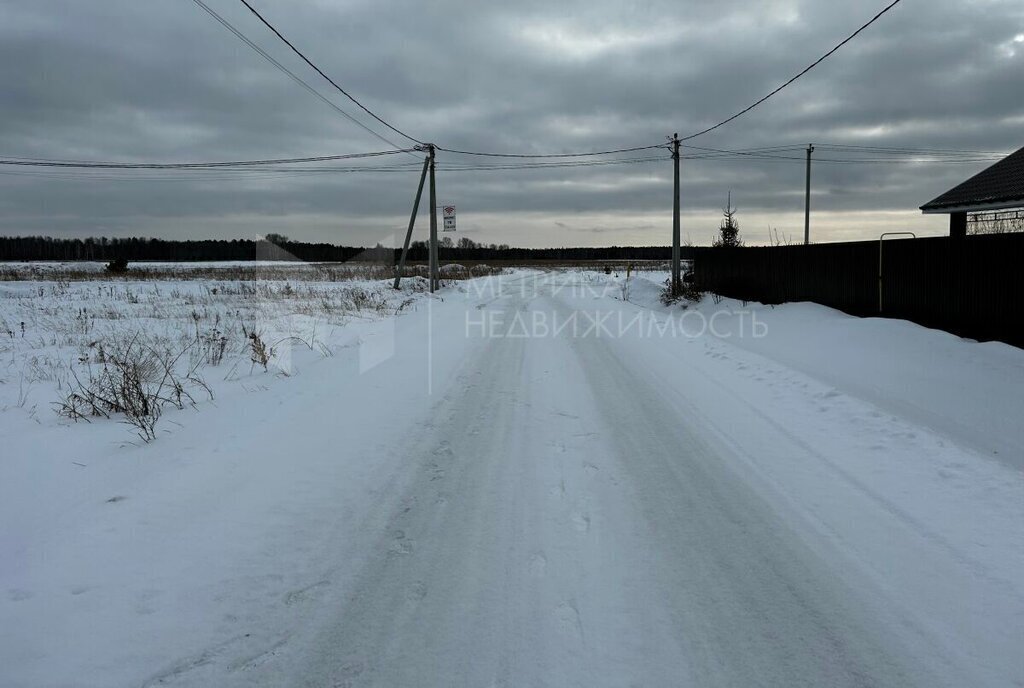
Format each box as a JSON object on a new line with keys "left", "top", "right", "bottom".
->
{"left": 393, "top": 150, "right": 430, "bottom": 290}
{"left": 804, "top": 143, "right": 814, "bottom": 245}
{"left": 671, "top": 133, "right": 681, "bottom": 297}
{"left": 427, "top": 144, "right": 438, "bottom": 293}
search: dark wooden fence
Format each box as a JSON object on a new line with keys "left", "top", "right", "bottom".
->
{"left": 689, "top": 233, "right": 1024, "bottom": 348}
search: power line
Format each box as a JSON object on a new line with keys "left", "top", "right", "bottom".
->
{"left": 198, "top": 0, "right": 907, "bottom": 160}
{"left": 235, "top": 0, "right": 425, "bottom": 146}
{"left": 680, "top": 143, "right": 1005, "bottom": 164}
{"left": 684, "top": 151, "right": 1002, "bottom": 165}
{"left": 225, "top": 3, "right": 664, "bottom": 159}
{"left": 683, "top": 144, "right": 805, "bottom": 159}
{"left": 153, "top": 0, "right": 919, "bottom": 170}
{"left": 0, "top": 156, "right": 678, "bottom": 184}
{"left": 437, "top": 142, "right": 668, "bottom": 159}
{"left": 0, "top": 149, "right": 415, "bottom": 169}
{"left": 2, "top": 137, "right": 1004, "bottom": 175}
{"left": 691, "top": 154, "right": 1004, "bottom": 164}
{"left": 678, "top": 0, "right": 904, "bottom": 141}
{"left": 434, "top": 1, "right": 904, "bottom": 157}
{"left": 1, "top": 144, "right": 1005, "bottom": 182}
{"left": 189, "top": 0, "right": 408, "bottom": 151}
{"left": 815, "top": 144, "right": 1007, "bottom": 156}
{"left": 439, "top": 146, "right": 1005, "bottom": 168}
{"left": 0, "top": 156, "right": 667, "bottom": 180}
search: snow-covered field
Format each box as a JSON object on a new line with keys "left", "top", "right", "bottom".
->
{"left": 0, "top": 271, "right": 434, "bottom": 437}
{"left": 1, "top": 268, "right": 1021, "bottom": 687}
{"left": 0, "top": 260, "right": 457, "bottom": 284}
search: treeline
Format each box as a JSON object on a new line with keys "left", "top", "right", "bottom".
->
{"left": 0, "top": 235, "right": 678, "bottom": 263}
{"left": 0, "top": 235, "right": 366, "bottom": 262}
{"left": 403, "top": 239, "right": 673, "bottom": 262}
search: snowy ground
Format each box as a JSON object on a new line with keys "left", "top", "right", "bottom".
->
{"left": 1, "top": 269, "right": 1021, "bottom": 687}
{"left": 0, "top": 271, "right": 435, "bottom": 435}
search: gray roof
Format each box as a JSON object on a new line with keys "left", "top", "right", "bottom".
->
{"left": 921, "top": 146, "right": 1024, "bottom": 213}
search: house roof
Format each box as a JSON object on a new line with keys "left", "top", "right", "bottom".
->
{"left": 921, "top": 145, "right": 1024, "bottom": 213}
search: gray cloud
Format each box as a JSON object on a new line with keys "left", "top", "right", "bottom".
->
{"left": 0, "top": 0, "right": 1022, "bottom": 247}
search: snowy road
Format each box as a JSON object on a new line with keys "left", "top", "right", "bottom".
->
{"left": 3, "top": 271, "right": 1022, "bottom": 687}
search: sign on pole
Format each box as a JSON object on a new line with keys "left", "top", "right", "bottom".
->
{"left": 442, "top": 204, "right": 456, "bottom": 231}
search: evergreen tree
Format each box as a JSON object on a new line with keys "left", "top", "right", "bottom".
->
{"left": 713, "top": 191, "right": 742, "bottom": 248}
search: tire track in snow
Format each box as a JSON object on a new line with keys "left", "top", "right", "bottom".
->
{"left": 541, "top": 287, "right": 951, "bottom": 688}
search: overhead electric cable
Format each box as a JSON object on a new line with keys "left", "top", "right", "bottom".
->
{"left": 235, "top": 0, "right": 425, "bottom": 146}
{"left": 814, "top": 143, "right": 1007, "bottom": 155}
{"left": 682, "top": 141, "right": 1005, "bottom": 161}
{"left": 189, "top": 0, "right": 410, "bottom": 151}
{"left": 0, "top": 149, "right": 414, "bottom": 169}
{"left": 1, "top": 146, "right": 1004, "bottom": 181}
{"left": 678, "top": 0, "right": 904, "bottom": 141}
{"left": 436, "top": 142, "right": 668, "bottom": 159}
{"left": 433, "top": 1, "right": 904, "bottom": 157}
{"left": 207, "top": 0, "right": 907, "bottom": 160}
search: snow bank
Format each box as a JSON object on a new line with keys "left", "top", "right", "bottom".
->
{"left": 689, "top": 299, "right": 1024, "bottom": 468}
{"left": 623, "top": 275, "right": 667, "bottom": 307}
{"left": 585, "top": 269, "right": 1024, "bottom": 468}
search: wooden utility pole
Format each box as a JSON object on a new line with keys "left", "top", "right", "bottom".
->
{"left": 671, "top": 133, "right": 681, "bottom": 296}
{"left": 393, "top": 152, "right": 430, "bottom": 290}
{"left": 428, "top": 144, "right": 438, "bottom": 293}
{"left": 804, "top": 143, "right": 814, "bottom": 245}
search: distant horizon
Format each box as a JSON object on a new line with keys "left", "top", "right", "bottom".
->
{"left": 0, "top": 205, "right": 955, "bottom": 250}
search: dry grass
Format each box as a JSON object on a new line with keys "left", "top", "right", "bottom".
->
{"left": 0, "top": 266, "right": 463, "bottom": 439}
{"left": 0, "top": 261, "right": 506, "bottom": 283}
{"left": 57, "top": 333, "right": 212, "bottom": 442}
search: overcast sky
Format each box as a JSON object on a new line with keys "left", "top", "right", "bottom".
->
{"left": 1, "top": 0, "right": 1022, "bottom": 247}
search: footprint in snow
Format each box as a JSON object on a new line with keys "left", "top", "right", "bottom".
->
{"left": 227, "top": 638, "right": 289, "bottom": 673}
{"left": 406, "top": 581, "right": 428, "bottom": 601}
{"left": 528, "top": 553, "right": 547, "bottom": 578}
{"left": 388, "top": 531, "right": 413, "bottom": 556}
{"left": 553, "top": 601, "right": 586, "bottom": 643}
{"left": 571, "top": 512, "right": 591, "bottom": 533}
{"left": 284, "top": 581, "right": 330, "bottom": 606}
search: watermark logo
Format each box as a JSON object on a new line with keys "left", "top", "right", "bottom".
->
{"left": 465, "top": 307, "right": 767, "bottom": 339}
{"left": 460, "top": 273, "right": 625, "bottom": 301}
